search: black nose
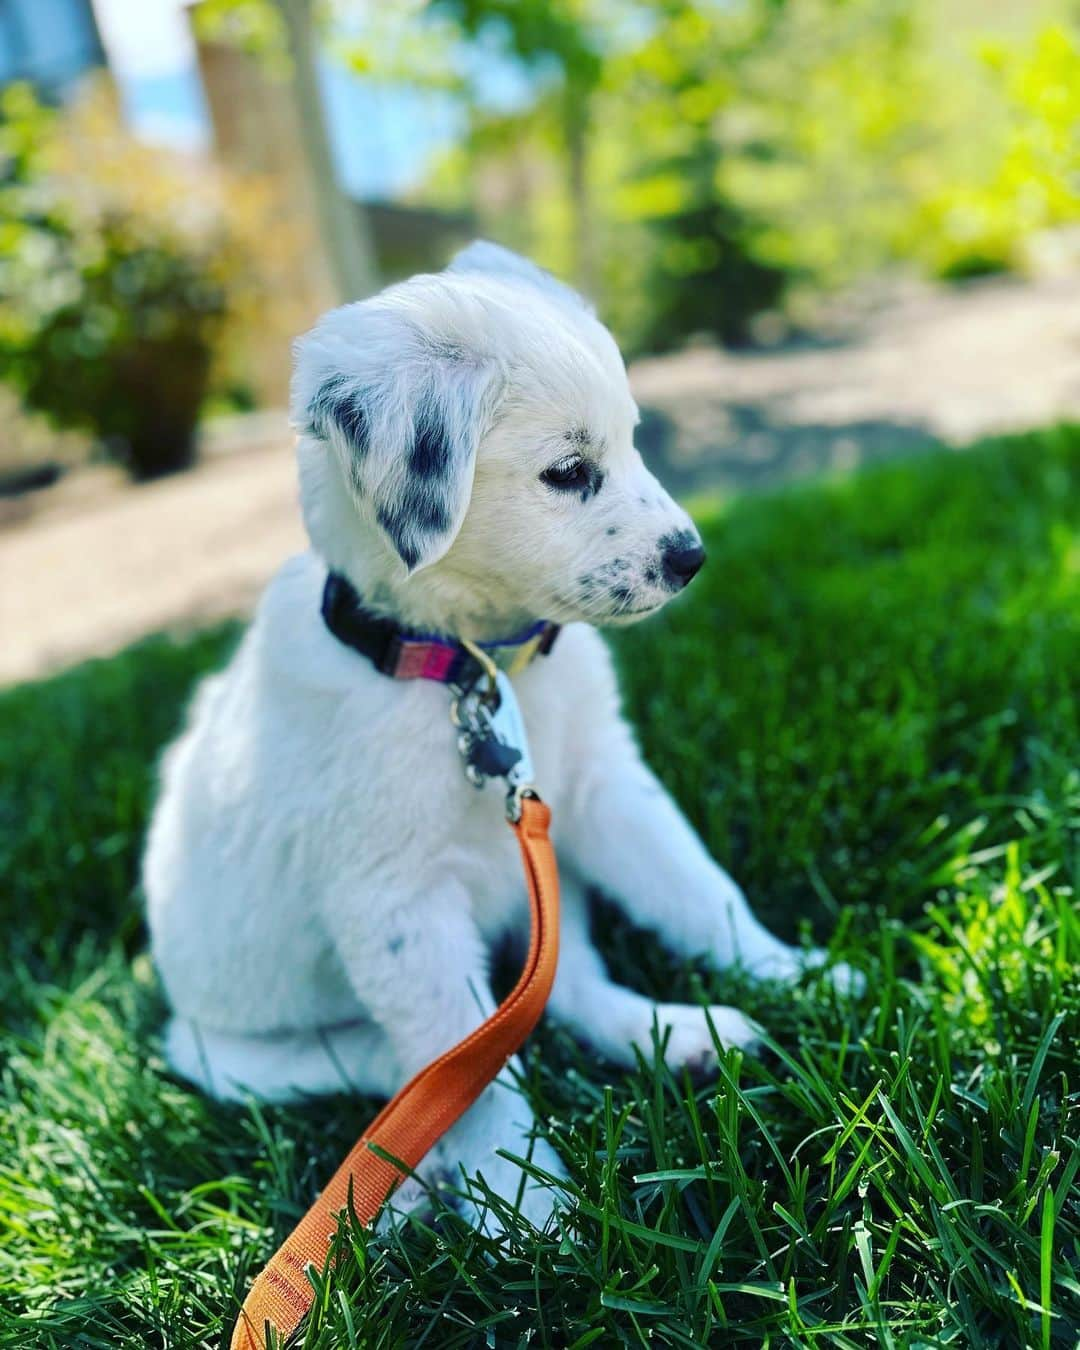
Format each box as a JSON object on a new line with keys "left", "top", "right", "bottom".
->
{"left": 661, "top": 537, "right": 706, "bottom": 589}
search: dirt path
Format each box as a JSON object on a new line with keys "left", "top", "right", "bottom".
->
{"left": 631, "top": 273, "right": 1080, "bottom": 496}
{"left": 1, "top": 442, "right": 304, "bottom": 684}
{"left": 3, "top": 274, "right": 1079, "bottom": 687}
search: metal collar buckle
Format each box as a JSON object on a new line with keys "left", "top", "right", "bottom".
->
{"left": 450, "top": 640, "right": 537, "bottom": 821}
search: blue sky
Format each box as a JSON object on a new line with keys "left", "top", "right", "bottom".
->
{"left": 90, "top": 0, "right": 465, "bottom": 198}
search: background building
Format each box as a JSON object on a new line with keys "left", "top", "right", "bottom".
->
{"left": 0, "top": 0, "right": 108, "bottom": 102}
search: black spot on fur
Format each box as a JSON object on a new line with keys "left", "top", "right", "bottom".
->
{"left": 309, "top": 376, "right": 369, "bottom": 456}
{"left": 606, "top": 526, "right": 619, "bottom": 537}
{"left": 378, "top": 516, "right": 419, "bottom": 569}
{"left": 409, "top": 404, "right": 453, "bottom": 480}
{"left": 610, "top": 584, "right": 633, "bottom": 606}
{"left": 377, "top": 481, "right": 452, "bottom": 569}
{"left": 644, "top": 563, "right": 660, "bottom": 585}
{"left": 369, "top": 399, "right": 465, "bottom": 566}
{"left": 566, "top": 426, "right": 593, "bottom": 449}
{"left": 387, "top": 936, "right": 404, "bottom": 955}
{"left": 577, "top": 573, "right": 599, "bottom": 598}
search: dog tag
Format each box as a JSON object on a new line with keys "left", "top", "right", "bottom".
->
{"left": 484, "top": 670, "right": 535, "bottom": 791}
{"left": 453, "top": 669, "right": 535, "bottom": 797}
{"left": 467, "top": 735, "right": 521, "bottom": 780}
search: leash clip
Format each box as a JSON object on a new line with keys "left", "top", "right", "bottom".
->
{"left": 451, "top": 646, "right": 537, "bottom": 820}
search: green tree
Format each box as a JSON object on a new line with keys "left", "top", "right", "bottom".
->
{"left": 421, "top": 0, "right": 800, "bottom": 348}
{"left": 428, "top": 0, "right": 603, "bottom": 288}
{"left": 913, "top": 23, "right": 1080, "bottom": 277}
{"left": 0, "top": 86, "right": 229, "bottom": 478}
{"left": 607, "top": 0, "right": 791, "bottom": 349}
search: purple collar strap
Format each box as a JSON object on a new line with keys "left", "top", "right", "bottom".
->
{"left": 320, "top": 570, "right": 560, "bottom": 687}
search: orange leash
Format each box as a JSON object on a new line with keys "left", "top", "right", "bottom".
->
{"left": 231, "top": 795, "right": 560, "bottom": 1350}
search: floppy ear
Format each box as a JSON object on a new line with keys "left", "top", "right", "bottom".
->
{"left": 448, "top": 240, "right": 595, "bottom": 317}
{"left": 295, "top": 303, "right": 503, "bottom": 573}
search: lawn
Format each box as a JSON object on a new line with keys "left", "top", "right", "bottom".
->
{"left": 1, "top": 428, "right": 1078, "bottom": 1348}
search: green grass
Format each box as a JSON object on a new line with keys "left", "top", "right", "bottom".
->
{"left": 1, "top": 428, "right": 1078, "bottom": 1348}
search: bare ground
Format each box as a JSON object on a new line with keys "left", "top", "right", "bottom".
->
{"left": 3, "top": 274, "right": 1079, "bottom": 686}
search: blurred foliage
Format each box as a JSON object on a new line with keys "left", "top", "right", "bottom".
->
{"left": 432, "top": 0, "right": 603, "bottom": 288}
{"left": 414, "top": 0, "right": 1080, "bottom": 354}
{"left": 196, "top": 0, "right": 1080, "bottom": 354}
{"left": 913, "top": 25, "right": 1080, "bottom": 279}
{"left": 0, "top": 80, "right": 309, "bottom": 477}
{"left": 191, "top": 0, "right": 289, "bottom": 64}
{"left": 597, "top": 0, "right": 791, "bottom": 348}
{"left": 1, "top": 0, "right": 1073, "bottom": 452}
{"left": 0, "top": 84, "right": 226, "bottom": 477}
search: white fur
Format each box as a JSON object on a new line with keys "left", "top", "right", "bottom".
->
{"left": 144, "top": 243, "right": 849, "bottom": 1234}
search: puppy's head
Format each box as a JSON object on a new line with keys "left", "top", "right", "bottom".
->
{"left": 293, "top": 242, "right": 703, "bottom": 631}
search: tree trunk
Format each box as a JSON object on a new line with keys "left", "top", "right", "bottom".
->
{"left": 275, "top": 0, "right": 379, "bottom": 302}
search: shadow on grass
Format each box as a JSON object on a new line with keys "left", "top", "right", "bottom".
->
{"left": 637, "top": 399, "right": 939, "bottom": 499}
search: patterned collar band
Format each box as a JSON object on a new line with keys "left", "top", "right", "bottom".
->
{"left": 320, "top": 570, "right": 560, "bottom": 688}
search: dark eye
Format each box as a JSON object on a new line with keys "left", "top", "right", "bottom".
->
{"left": 541, "top": 454, "right": 588, "bottom": 489}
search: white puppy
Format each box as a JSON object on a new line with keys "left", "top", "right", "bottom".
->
{"left": 144, "top": 243, "right": 844, "bottom": 1231}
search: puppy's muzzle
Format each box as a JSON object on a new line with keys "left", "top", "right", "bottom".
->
{"left": 661, "top": 536, "right": 706, "bottom": 590}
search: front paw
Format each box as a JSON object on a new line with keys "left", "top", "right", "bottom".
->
{"left": 814, "top": 956, "right": 865, "bottom": 996}
{"left": 745, "top": 945, "right": 865, "bottom": 996}
{"left": 376, "top": 1156, "right": 458, "bottom": 1232}
{"left": 793, "top": 948, "right": 866, "bottom": 996}
{"left": 458, "top": 1131, "right": 566, "bottom": 1236}
{"left": 651, "top": 1002, "right": 762, "bottom": 1075}
{"left": 402, "top": 1089, "right": 567, "bottom": 1237}
{"left": 377, "top": 1129, "right": 565, "bottom": 1237}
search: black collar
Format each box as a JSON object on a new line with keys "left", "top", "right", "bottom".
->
{"left": 320, "top": 571, "right": 559, "bottom": 687}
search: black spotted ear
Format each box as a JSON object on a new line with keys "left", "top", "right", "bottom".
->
{"left": 372, "top": 393, "right": 473, "bottom": 570}
{"left": 298, "top": 312, "right": 503, "bottom": 572}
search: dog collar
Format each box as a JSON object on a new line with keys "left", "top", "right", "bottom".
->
{"left": 320, "top": 570, "right": 560, "bottom": 686}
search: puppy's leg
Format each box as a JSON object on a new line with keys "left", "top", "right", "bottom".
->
{"left": 323, "top": 878, "right": 565, "bottom": 1234}
{"left": 548, "top": 872, "right": 759, "bottom": 1070}
{"left": 564, "top": 749, "right": 856, "bottom": 989}
{"left": 164, "top": 1016, "right": 401, "bottom": 1104}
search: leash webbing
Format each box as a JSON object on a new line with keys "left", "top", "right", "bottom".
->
{"left": 230, "top": 796, "right": 560, "bottom": 1350}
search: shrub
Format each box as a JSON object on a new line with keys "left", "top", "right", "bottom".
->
{"left": 422, "top": 3, "right": 1080, "bottom": 351}
{"left": 912, "top": 25, "right": 1080, "bottom": 280}
{"left": 0, "top": 84, "right": 229, "bottom": 478}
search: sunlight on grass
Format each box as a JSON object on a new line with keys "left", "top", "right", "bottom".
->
{"left": 0, "top": 428, "right": 1077, "bottom": 1346}
{"left": 914, "top": 838, "right": 1079, "bottom": 1037}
